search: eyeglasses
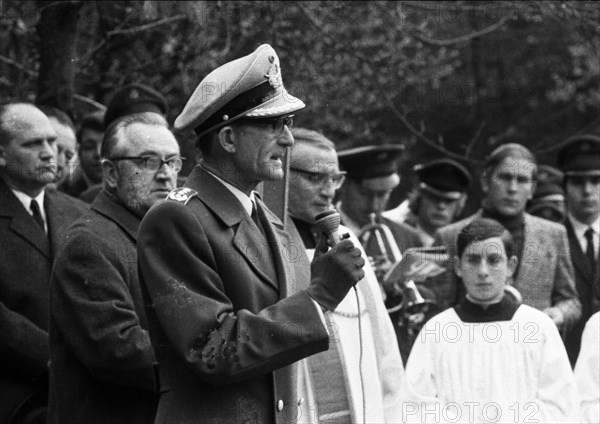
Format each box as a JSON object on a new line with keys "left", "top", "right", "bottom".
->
{"left": 239, "top": 115, "right": 294, "bottom": 136}
{"left": 290, "top": 167, "right": 347, "bottom": 189}
{"left": 108, "top": 155, "right": 185, "bottom": 172}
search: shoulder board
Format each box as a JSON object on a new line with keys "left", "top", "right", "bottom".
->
{"left": 166, "top": 187, "right": 198, "bottom": 205}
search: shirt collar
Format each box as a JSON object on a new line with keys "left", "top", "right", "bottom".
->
{"left": 568, "top": 213, "right": 600, "bottom": 238}
{"left": 202, "top": 167, "right": 255, "bottom": 216}
{"left": 10, "top": 187, "right": 45, "bottom": 214}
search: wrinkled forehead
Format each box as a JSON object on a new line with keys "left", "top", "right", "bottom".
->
{"left": 291, "top": 143, "right": 339, "bottom": 172}
{"left": 492, "top": 157, "right": 537, "bottom": 178}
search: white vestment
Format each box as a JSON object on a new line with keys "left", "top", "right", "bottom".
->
{"left": 574, "top": 311, "right": 600, "bottom": 423}
{"left": 403, "top": 302, "right": 579, "bottom": 423}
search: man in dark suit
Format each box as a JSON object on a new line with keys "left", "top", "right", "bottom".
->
{"left": 137, "top": 44, "right": 365, "bottom": 424}
{"left": 558, "top": 135, "right": 600, "bottom": 365}
{"left": 0, "top": 102, "right": 87, "bottom": 424}
{"left": 435, "top": 143, "right": 580, "bottom": 335}
{"left": 49, "top": 112, "right": 181, "bottom": 424}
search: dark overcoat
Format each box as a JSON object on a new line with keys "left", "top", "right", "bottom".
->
{"left": 564, "top": 220, "right": 600, "bottom": 364}
{"left": 49, "top": 190, "right": 158, "bottom": 424}
{"left": 138, "top": 166, "right": 329, "bottom": 424}
{"left": 0, "top": 177, "right": 87, "bottom": 422}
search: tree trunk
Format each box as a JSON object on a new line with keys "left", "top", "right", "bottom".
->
{"left": 36, "top": 0, "right": 83, "bottom": 114}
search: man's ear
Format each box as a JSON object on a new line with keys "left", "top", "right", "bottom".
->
{"left": 217, "top": 126, "right": 236, "bottom": 154}
{"left": 101, "top": 159, "right": 117, "bottom": 190}
{"left": 453, "top": 255, "right": 462, "bottom": 278}
{"left": 507, "top": 255, "right": 518, "bottom": 278}
{"left": 0, "top": 145, "right": 6, "bottom": 167}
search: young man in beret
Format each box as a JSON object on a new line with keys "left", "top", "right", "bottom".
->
{"left": 137, "top": 44, "right": 365, "bottom": 424}
{"left": 385, "top": 158, "right": 472, "bottom": 248}
{"left": 434, "top": 143, "right": 580, "bottom": 334}
{"left": 559, "top": 135, "right": 600, "bottom": 365}
{"left": 403, "top": 218, "right": 579, "bottom": 423}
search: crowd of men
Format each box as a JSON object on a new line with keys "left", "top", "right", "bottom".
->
{"left": 1, "top": 43, "right": 598, "bottom": 423}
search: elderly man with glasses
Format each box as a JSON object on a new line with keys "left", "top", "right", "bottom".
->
{"left": 49, "top": 112, "right": 182, "bottom": 424}
{"left": 286, "top": 128, "right": 405, "bottom": 423}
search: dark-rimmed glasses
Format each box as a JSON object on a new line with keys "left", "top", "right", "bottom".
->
{"left": 239, "top": 115, "right": 294, "bottom": 136}
{"left": 108, "top": 155, "right": 185, "bottom": 172}
{"left": 290, "top": 167, "right": 346, "bottom": 189}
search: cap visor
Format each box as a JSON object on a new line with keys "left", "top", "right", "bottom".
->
{"left": 420, "top": 184, "right": 463, "bottom": 200}
{"left": 244, "top": 90, "right": 305, "bottom": 118}
{"left": 361, "top": 174, "right": 400, "bottom": 191}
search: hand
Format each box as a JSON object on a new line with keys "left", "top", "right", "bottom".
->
{"left": 306, "top": 236, "right": 365, "bottom": 311}
{"left": 543, "top": 307, "right": 565, "bottom": 333}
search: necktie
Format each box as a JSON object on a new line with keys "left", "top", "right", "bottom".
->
{"left": 251, "top": 202, "right": 263, "bottom": 234}
{"left": 585, "top": 227, "right": 596, "bottom": 272}
{"left": 30, "top": 199, "right": 45, "bottom": 231}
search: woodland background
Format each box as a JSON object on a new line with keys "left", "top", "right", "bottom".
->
{"left": 1, "top": 1, "right": 598, "bottom": 212}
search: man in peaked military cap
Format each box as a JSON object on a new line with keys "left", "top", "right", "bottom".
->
{"left": 527, "top": 164, "right": 566, "bottom": 223}
{"left": 104, "top": 83, "right": 168, "bottom": 129}
{"left": 137, "top": 44, "right": 365, "bottom": 424}
{"left": 558, "top": 134, "right": 600, "bottom": 365}
{"left": 387, "top": 158, "right": 472, "bottom": 248}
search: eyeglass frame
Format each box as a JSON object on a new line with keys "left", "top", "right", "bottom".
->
{"left": 290, "top": 167, "right": 347, "bottom": 189}
{"left": 105, "top": 155, "right": 185, "bottom": 172}
{"left": 237, "top": 114, "right": 294, "bottom": 136}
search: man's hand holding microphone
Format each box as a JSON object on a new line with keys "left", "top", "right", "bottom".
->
{"left": 306, "top": 210, "right": 365, "bottom": 311}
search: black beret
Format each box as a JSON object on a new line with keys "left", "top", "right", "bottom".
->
{"left": 533, "top": 165, "right": 564, "bottom": 201}
{"left": 413, "top": 159, "right": 472, "bottom": 200}
{"left": 104, "top": 83, "right": 168, "bottom": 129}
{"left": 557, "top": 134, "right": 600, "bottom": 176}
{"left": 337, "top": 145, "right": 403, "bottom": 189}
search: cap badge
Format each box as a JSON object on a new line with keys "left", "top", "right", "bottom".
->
{"left": 265, "top": 63, "right": 282, "bottom": 89}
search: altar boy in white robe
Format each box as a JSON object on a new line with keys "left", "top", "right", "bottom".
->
{"left": 403, "top": 218, "right": 579, "bottom": 423}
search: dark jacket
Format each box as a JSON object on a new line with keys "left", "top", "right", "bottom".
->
{"left": 138, "top": 165, "right": 329, "bottom": 424}
{"left": 564, "top": 219, "right": 600, "bottom": 364}
{"left": 0, "top": 177, "right": 87, "bottom": 423}
{"left": 49, "top": 190, "right": 158, "bottom": 424}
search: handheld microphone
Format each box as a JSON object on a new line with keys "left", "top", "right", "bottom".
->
{"left": 315, "top": 210, "right": 342, "bottom": 246}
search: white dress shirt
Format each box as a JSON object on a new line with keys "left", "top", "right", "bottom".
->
{"left": 10, "top": 188, "right": 47, "bottom": 234}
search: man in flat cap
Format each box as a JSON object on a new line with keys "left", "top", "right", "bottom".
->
{"left": 137, "top": 44, "right": 365, "bottom": 424}
{"left": 527, "top": 164, "right": 566, "bottom": 223}
{"left": 386, "top": 158, "right": 472, "bottom": 248}
{"left": 434, "top": 143, "right": 580, "bottom": 334}
{"left": 559, "top": 135, "right": 600, "bottom": 365}
{"left": 337, "top": 145, "right": 423, "bottom": 266}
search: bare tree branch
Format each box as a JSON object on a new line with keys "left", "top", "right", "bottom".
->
{"left": 413, "top": 14, "right": 512, "bottom": 46}
{"left": 295, "top": 1, "right": 484, "bottom": 165}
{"left": 464, "top": 121, "right": 485, "bottom": 158}
{"left": 106, "top": 14, "right": 186, "bottom": 36}
{"left": 0, "top": 55, "right": 37, "bottom": 77}
{"left": 74, "top": 93, "right": 106, "bottom": 110}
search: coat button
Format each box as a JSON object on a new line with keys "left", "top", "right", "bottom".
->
{"left": 277, "top": 400, "right": 284, "bottom": 412}
{"left": 297, "top": 398, "right": 304, "bottom": 406}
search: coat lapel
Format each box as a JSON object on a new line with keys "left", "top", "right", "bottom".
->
{"left": 187, "top": 167, "right": 279, "bottom": 292}
{"left": 514, "top": 214, "right": 542, "bottom": 289}
{"left": 0, "top": 178, "right": 50, "bottom": 258}
{"left": 565, "top": 219, "right": 594, "bottom": 280}
{"left": 255, "top": 199, "right": 295, "bottom": 299}
{"left": 91, "top": 190, "right": 140, "bottom": 242}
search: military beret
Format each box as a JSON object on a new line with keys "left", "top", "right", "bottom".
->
{"left": 175, "top": 44, "right": 305, "bottom": 138}
{"left": 527, "top": 201, "right": 565, "bottom": 223}
{"left": 337, "top": 145, "right": 403, "bottom": 190}
{"left": 413, "top": 158, "right": 472, "bottom": 200}
{"left": 557, "top": 134, "right": 600, "bottom": 176}
{"left": 104, "top": 83, "right": 168, "bottom": 129}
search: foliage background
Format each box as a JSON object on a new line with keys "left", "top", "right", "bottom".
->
{"left": 1, "top": 0, "right": 598, "bottom": 212}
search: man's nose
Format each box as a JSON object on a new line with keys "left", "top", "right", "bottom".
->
{"left": 277, "top": 125, "right": 294, "bottom": 147}
{"left": 40, "top": 140, "right": 57, "bottom": 160}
